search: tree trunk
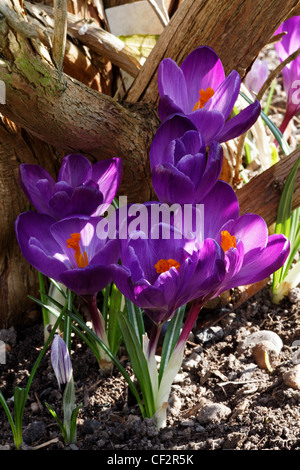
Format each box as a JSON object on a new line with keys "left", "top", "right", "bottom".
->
{"left": 0, "top": 119, "right": 62, "bottom": 328}
{"left": 0, "top": 0, "right": 299, "bottom": 327}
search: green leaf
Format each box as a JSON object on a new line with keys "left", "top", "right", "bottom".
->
{"left": 239, "top": 91, "right": 291, "bottom": 156}
{"left": 0, "top": 391, "right": 17, "bottom": 447}
{"left": 125, "top": 298, "right": 145, "bottom": 347}
{"left": 273, "top": 157, "right": 300, "bottom": 290}
{"left": 29, "top": 294, "right": 101, "bottom": 361}
{"left": 65, "top": 309, "right": 146, "bottom": 418}
{"left": 159, "top": 306, "right": 186, "bottom": 384}
{"left": 108, "top": 284, "right": 124, "bottom": 356}
{"left": 118, "top": 313, "right": 156, "bottom": 418}
{"left": 45, "top": 402, "right": 67, "bottom": 441}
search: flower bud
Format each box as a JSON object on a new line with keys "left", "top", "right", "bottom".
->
{"left": 51, "top": 335, "right": 73, "bottom": 387}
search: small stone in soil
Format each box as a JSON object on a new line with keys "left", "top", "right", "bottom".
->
{"left": 23, "top": 420, "right": 47, "bottom": 445}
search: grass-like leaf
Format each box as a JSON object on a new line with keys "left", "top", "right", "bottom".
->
{"left": 159, "top": 306, "right": 185, "bottom": 384}
{"left": 118, "top": 312, "right": 156, "bottom": 418}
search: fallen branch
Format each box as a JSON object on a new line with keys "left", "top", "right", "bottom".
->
{"left": 24, "top": 1, "right": 141, "bottom": 77}
{"left": 236, "top": 147, "right": 300, "bottom": 227}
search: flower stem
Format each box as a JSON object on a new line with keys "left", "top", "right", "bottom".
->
{"left": 148, "top": 322, "right": 163, "bottom": 358}
{"left": 280, "top": 113, "right": 292, "bottom": 134}
{"left": 177, "top": 298, "right": 204, "bottom": 346}
{"left": 86, "top": 295, "right": 104, "bottom": 339}
{"left": 85, "top": 294, "right": 112, "bottom": 371}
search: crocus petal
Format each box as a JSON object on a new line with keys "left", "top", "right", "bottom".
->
{"left": 151, "top": 163, "right": 196, "bottom": 204}
{"left": 57, "top": 154, "right": 92, "bottom": 187}
{"left": 173, "top": 131, "right": 204, "bottom": 166}
{"left": 187, "top": 108, "right": 225, "bottom": 145}
{"left": 180, "top": 46, "right": 225, "bottom": 112}
{"left": 60, "top": 264, "right": 115, "bottom": 296}
{"left": 194, "top": 140, "right": 223, "bottom": 202}
{"left": 202, "top": 181, "right": 240, "bottom": 239}
{"left": 207, "top": 70, "right": 241, "bottom": 120}
{"left": 230, "top": 213, "right": 268, "bottom": 263}
{"left": 216, "top": 100, "right": 261, "bottom": 143}
{"left": 275, "top": 17, "right": 300, "bottom": 59}
{"left": 176, "top": 153, "right": 206, "bottom": 192}
{"left": 70, "top": 186, "right": 104, "bottom": 216}
{"left": 149, "top": 114, "right": 199, "bottom": 169}
{"left": 244, "top": 59, "right": 269, "bottom": 97}
{"left": 51, "top": 335, "right": 73, "bottom": 386}
{"left": 224, "top": 234, "right": 290, "bottom": 288}
{"left": 157, "top": 58, "right": 189, "bottom": 118}
{"left": 91, "top": 158, "right": 123, "bottom": 215}
{"left": 19, "top": 164, "right": 56, "bottom": 216}
{"left": 15, "top": 212, "right": 66, "bottom": 280}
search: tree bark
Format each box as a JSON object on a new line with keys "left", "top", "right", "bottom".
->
{"left": 126, "top": 0, "right": 300, "bottom": 104}
{"left": 236, "top": 147, "right": 300, "bottom": 227}
{"left": 0, "top": 119, "right": 62, "bottom": 328}
{"left": 0, "top": 0, "right": 299, "bottom": 327}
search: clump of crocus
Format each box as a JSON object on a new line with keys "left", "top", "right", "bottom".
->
{"left": 19, "top": 154, "right": 122, "bottom": 220}
{"left": 244, "top": 59, "right": 269, "bottom": 97}
{"left": 274, "top": 16, "right": 300, "bottom": 134}
{"left": 112, "top": 191, "right": 289, "bottom": 428}
{"left": 150, "top": 114, "right": 223, "bottom": 204}
{"left": 46, "top": 334, "right": 82, "bottom": 444}
{"left": 15, "top": 212, "right": 120, "bottom": 369}
{"left": 157, "top": 45, "right": 261, "bottom": 144}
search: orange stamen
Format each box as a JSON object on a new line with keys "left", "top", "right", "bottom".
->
{"left": 155, "top": 258, "right": 180, "bottom": 274}
{"left": 67, "top": 233, "right": 88, "bottom": 268}
{"left": 221, "top": 230, "right": 236, "bottom": 252}
{"left": 193, "top": 87, "right": 215, "bottom": 111}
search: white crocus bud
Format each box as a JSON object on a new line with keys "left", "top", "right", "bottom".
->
{"left": 51, "top": 335, "right": 73, "bottom": 387}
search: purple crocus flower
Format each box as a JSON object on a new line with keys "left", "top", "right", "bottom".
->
{"left": 150, "top": 114, "right": 223, "bottom": 204}
{"left": 19, "top": 154, "right": 122, "bottom": 220}
{"left": 244, "top": 59, "right": 269, "bottom": 97}
{"left": 157, "top": 46, "right": 261, "bottom": 144}
{"left": 113, "top": 182, "right": 289, "bottom": 343}
{"left": 113, "top": 207, "right": 225, "bottom": 326}
{"left": 15, "top": 212, "right": 119, "bottom": 296}
{"left": 274, "top": 16, "right": 300, "bottom": 134}
{"left": 177, "top": 180, "right": 290, "bottom": 346}
{"left": 15, "top": 212, "right": 120, "bottom": 351}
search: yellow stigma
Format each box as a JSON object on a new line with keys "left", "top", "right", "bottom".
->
{"left": 66, "top": 233, "right": 88, "bottom": 268}
{"left": 221, "top": 230, "right": 236, "bottom": 252}
{"left": 155, "top": 258, "right": 180, "bottom": 274}
{"left": 193, "top": 87, "right": 215, "bottom": 111}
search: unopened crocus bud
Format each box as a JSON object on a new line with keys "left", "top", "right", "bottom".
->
{"left": 244, "top": 59, "right": 269, "bottom": 97}
{"left": 51, "top": 335, "right": 73, "bottom": 387}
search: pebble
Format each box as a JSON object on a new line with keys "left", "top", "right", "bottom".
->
{"left": 237, "top": 330, "right": 283, "bottom": 370}
{"left": 30, "top": 402, "right": 39, "bottom": 414}
{"left": 197, "top": 402, "right": 231, "bottom": 425}
{"left": 196, "top": 326, "right": 224, "bottom": 344}
{"left": 0, "top": 327, "right": 17, "bottom": 346}
{"left": 23, "top": 421, "right": 47, "bottom": 445}
{"left": 0, "top": 444, "right": 11, "bottom": 450}
{"left": 238, "top": 330, "right": 283, "bottom": 355}
{"left": 182, "top": 351, "right": 202, "bottom": 371}
{"left": 168, "top": 393, "right": 182, "bottom": 416}
{"left": 288, "top": 287, "right": 300, "bottom": 304}
{"left": 82, "top": 418, "right": 101, "bottom": 434}
{"left": 283, "top": 364, "right": 300, "bottom": 390}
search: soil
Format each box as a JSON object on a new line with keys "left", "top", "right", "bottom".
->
{"left": 1, "top": 284, "right": 300, "bottom": 453}
{"left": 1, "top": 39, "right": 300, "bottom": 455}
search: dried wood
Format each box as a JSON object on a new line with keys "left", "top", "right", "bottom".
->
{"left": 24, "top": 1, "right": 141, "bottom": 77}
{"left": 236, "top": 147, "right": 300, "bottom": 227}
{"left": 126, "top": 0, "right": 299, "bottom": 104}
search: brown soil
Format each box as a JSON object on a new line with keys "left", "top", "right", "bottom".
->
{"left": 1, "top": 284, "right": 300, "bottom": 452}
